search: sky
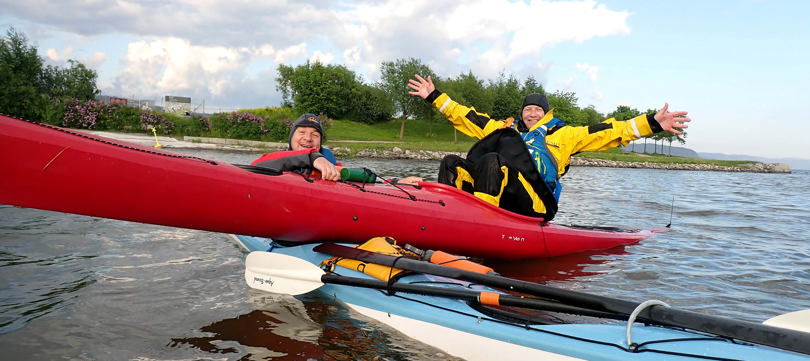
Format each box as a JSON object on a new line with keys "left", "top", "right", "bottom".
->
{"left": 1, "top": 0, "right": 809, "bottom": 161}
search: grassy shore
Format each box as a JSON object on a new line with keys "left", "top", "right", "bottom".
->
{"left": 326, "top": 117, "right": 758, "bottom": 168}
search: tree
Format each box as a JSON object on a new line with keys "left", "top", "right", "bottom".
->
{"left": 581, "top": 105, "right": 604, "bottom": 126}
{"left": 547, "top": 90, "right": 588, "bottom": 126}
{"left": 379, "top": 58, "right": 434, "bottom": 139}
{"left": 61, "top": 60, "right": 100, "bottom": 100}
{"left": 521, "top": 75, "right": 545, "bottom": 95}
{"left": 0, "top": 27, "right": 45, "bottom": 121}
{"left": 668, "top": 131, "right": 688, "bottom": 156}
{"left": 0, "top": 27, "right": 100, "bottom": 122}
{"left": 276, "top": 61, "right": 360, "bottom": 118}
{"left": 440, "top": 71, "right": 491, "bottom": 141}
{"left": 349, "top": 83, "right": 394, "bottom": 124}
{"left": 608, "top": 105, "right": 642, "bottom": 153}
{"left": 487, "top": 71, "right": 522, "bottom": 120}
{"left": 607, "top": 105, "right": 641, "bottom": 121}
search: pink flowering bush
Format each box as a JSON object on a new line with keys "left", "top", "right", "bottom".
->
{"left": 139, "top": 110, "right": 175, "bottom": 134}
{"left": 210, "top": 111, "right": 275, "bottom": 140}
{"left": 61, "top": 98, "right": 113, "bottom": 129}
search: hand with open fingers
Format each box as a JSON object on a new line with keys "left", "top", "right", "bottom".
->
{"left": 407, "top": 74, "right": 435, "bottom": 100}
{"left": 654, "top": 103, "right": 691, "bottom": 135}
{"left": 313, "top": 157, "right": 340, "bottom": 181}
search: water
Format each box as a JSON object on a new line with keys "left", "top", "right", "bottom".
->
{"left": 1, "top": 149, "right": 809, "bottom": 360}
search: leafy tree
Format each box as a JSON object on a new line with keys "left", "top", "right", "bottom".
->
{"left": 521, "top": 75, "right": 545, "bottom": 95}
{"left": 275, "top": 61, "right": 360, "bottom": 118}
{"left": 548, "top": 90, "right": 587, "bottom": 126}
{"left": 581, "top": 105, "right": 604, "bottom": 125}
{"left": 487, "top": 71, "right": 522, "bottom": 120}
{"left": 607, "top": 105, "right": 642, "bottom": 152}
{"left": 0, "top": 27, "right": 44, "bottom": 121}
{"left": 60, "top": 60, "right": 100, "bottom": 100}
{"left": 349, "top": 83, "right": 394, "bottom": 124}
{"left": 439, "top": 71, "right": 491, "bottom": 141}
{"left": 607, "top": 105, "right": 641, "bottom": 121}
{"left": 0, "top": 27, "right": 99, "bottom": 122}
{"left": 379, "top": 57, "right": 434, "bottom": 139}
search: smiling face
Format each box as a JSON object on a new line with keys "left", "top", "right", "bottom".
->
{"left": 521, "top": 105, "right": 546, "bottom": 129}
{"left": 289, "top": 126, "right": 322, "bottom": 151}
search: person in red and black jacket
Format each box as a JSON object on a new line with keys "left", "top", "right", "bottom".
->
{"left": 251, "top": 113, "right": 342, "bottom": 180}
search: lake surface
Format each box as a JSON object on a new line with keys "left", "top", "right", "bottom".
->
{"left": 1, "top": 149, "right": 809, "bottom": 360}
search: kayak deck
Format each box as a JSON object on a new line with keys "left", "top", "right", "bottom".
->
{"left": 231, "top": 235, "right": 810, "bottom": 361}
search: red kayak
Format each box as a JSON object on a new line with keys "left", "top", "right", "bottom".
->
{"left": 0, "top": 115, "right": 665, "bottom": 259}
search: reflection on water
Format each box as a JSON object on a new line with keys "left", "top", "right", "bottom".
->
{"left": 484, "top": 246, "right": 630, "bottom": 284}
{"left": 170, "top": 290, "right": 461, "bottom": 360}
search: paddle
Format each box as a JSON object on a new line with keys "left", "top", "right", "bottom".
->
{"left": 244, "top": 251, "right": 623, "bottom": 320}
{"left": 312, "top": 243, "right": 810, "bottom": 355}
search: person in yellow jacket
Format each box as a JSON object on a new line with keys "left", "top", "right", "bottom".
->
{"left": 407, "top": 74, "right": 690, "bottom": 221}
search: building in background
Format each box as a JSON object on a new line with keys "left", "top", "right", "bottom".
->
{"left": 164, "top": 95, "right": 191, "bottom": 116}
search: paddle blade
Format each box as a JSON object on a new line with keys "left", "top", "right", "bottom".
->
{"left": 764, "top": 309, "right": 810, "bottom": 334}
{"left": 245, "top": 251, "right": 325, "bottom": 295}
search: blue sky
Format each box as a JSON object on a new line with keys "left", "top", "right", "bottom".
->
{"left": 2, "top": 0, "right": 808, "bottom": 161}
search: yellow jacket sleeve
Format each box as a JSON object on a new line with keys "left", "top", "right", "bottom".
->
{"left": 430, "top": 93, "right": 506, "bottom": 139}
{"left": 547, "top": 114, "right": 655, "bottom": 177}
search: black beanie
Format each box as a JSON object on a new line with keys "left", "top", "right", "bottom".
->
{"left": 288, "top": 113, "right": 325, "bottom": 149}
{"left": 522, "top": 93, "right": 550, "bottom": 113}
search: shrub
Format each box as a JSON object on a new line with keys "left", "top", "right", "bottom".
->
{"left": 207, "top": 111, "right": 268, "bottom": 140}
{"left": 174, "top": 114, "right": 212, "bottom": 135}
{"left": 61, "top": 98, "right": 110, "bottom": 129}
{"left": 139, "top": 110, "right": 175, "bottom": 134}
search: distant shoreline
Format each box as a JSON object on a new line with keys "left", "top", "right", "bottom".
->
{"left": 86, "top": 131, "right": 792, "bottom": 174}
{"left": 333, "top": 146, "right": 791, "bottom": 174}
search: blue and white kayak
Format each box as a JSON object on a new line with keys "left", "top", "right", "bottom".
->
{"left": 231, "top": 235, "right": 810, "bottom": 361}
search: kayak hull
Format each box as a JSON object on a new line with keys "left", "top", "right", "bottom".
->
{"left": 233, "top": 235, "right": 810, "bottom": 361}
{"left": 1, "top": 115, "right": 658, "bottom": 259}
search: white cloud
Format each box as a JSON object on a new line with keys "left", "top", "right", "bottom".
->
{"left": 116, "top": 37, "right": 249, "bottom": 98}
{"left": 274, "top": 43, "right": 307, "bottom": 64}
{"left": 5, "top": 0, "right": 633, "bottom": 108}
{"left": 84, "top": 52, "right": 107, "bottom": 69}
{"left": 311, "top": 50, "right": 334, "bottom": 64}
{"left": 577, "top": 63, "right": 599, "bottom": 82}
{"left": 45, "top": 46, "right": 73, "bottom": 62}
{"left": 590, "top": 88, "right": 603, "bottom": 101}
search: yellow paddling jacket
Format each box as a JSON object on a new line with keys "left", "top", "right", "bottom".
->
{"left": 426, "top": 90, "right": 663, "bottom": 219}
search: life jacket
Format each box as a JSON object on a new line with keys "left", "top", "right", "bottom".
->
{"left": 320, "top": 147, "right": 338, "bottom": 165}
{"left": 511, "top": 117, "right": 565, "bottom": 201}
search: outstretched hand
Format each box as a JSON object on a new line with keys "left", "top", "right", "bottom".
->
{"left": 654, "top": 103, "right": 690, "bottom": 135}
{"left": 407, "top": 74, "right": 435, "bottom": 100}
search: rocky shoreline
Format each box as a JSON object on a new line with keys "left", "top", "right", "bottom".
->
{"left": 336, "top": 146, "right": 792, "bottom": 174}
{"left": 86, "top": 132, "right": 791, "bottom": 174}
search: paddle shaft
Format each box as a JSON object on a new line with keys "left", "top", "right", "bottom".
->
{"left": 321, "top": 274, "right": 623, "bottom": 320}
{"left": 313, "top": 243, "right": 810, "bottom": 355}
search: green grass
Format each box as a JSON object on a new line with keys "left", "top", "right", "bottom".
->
{"left": 327, "top": 117, "right": 476, "bottom": 152}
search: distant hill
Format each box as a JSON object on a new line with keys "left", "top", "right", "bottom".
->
{"left": 697, "top": 152, "right": 810, "bottom": 171}
{"left": 622, "top": 143, "right": 810, "bottom": 170}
